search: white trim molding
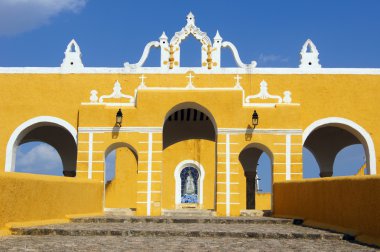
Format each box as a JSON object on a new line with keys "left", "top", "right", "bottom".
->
{"left": 303, "top": 117, "right": 376, "bottom": 175}
{"left": 225, "top": 134, "right": 231, "bottom": 216}
{"left": 5, "top": 116, "right": 77, "bottom": 172}
{"left": 174, "top": 160, "right": 205, "bottom": 206}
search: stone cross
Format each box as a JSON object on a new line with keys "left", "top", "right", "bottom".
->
{"left": 138, "top": 74, "right": 147, "bottom": 89}
{"left": 186, "top": 73, "right": 195, "bottom": 89}
{"left": 234, "top": 74, "right": 242, "bottom": 88}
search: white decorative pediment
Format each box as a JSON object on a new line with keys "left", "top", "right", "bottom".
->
{"left": 61, "top": 39, "right": 84, "bottom": 71}
{"left": 123, "top": 12, "right": 257, "bottom": 71}
{"left": 244, "top": 80, "right": 295, "bottom": 107}
{"left": 85, "top": 80, "right": 135, "bottom": 107}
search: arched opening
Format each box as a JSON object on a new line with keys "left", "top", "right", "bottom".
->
{"left": 15, "top": 141, "right": 63, "bottom": 176}
{"left": 104, "top": 142, "right": 138, "bottom": 209}
{"left": 163, "top": 102, "right": 217, "bottom": 150}
{"left": 179, "top": 35, "right": 203, "bottom": 67}
{"left": 303, "top": 118, "right": 376, "bottom": 177}
{"left": 6, "top": 117, "right": 77, "bottom": 177}
{"left": 239, "top": 143, "right": 273, "bottom": 210}
{"left": 162, "top": 102, "right": 217, "bottom": 210}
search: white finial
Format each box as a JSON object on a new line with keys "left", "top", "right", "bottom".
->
{"left": 160, "top": 31, "right": 168, "bottom": 40}
{"left": 186, "top": 72, "right": 195, "bottom": 89}
{"left": 283, "top": 91, "right": 292, "bottom": 103}
{"left": 186, "top": 12, "right": 195, "bottom": 26}
{"left": 214, "top": 30, "right": 222, "bottom": 41}
{"left": 90, "top": 90, "right": 98, "bottom": 103}
{"left": 299, "top": 39, "right": 321, "bottom": 69}
{"left": 138, "top": 75, "right": 147, "bottom": 89}
{"left": 234, "top": 75, "right": 242, "bottom": 89}
{"left": 61, "top": 39, "right": 84, "bottom": 70}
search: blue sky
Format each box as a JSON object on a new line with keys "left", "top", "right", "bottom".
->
{"left": 5, "top": 1, "right": 372, "bottom": 190}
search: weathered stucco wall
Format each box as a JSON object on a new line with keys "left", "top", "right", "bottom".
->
{"left": 273, "top": 175, "right": 380, "bottom": 247}
{"left": 0, "top": 172, "right": 103, "bottom": 231}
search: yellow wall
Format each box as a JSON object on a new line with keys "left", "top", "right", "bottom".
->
{"left": 273, "top": 175, "right": 380, "bottom": 247}
{"left": 0, "top": 172, "right": 103, "bottom": 229}
{"left": 105, "top": 147, "right": 137, "bottom": 209}
{"left": 255, "top": 193, "right": 271, "bottom": 210}
{"left": 0, "top": 73, "right": 379, "bottom": 216}
{"left": 162, "top": 139, "right": 216, "bottom": 210}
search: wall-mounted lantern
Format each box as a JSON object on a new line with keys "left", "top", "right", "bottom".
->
{"left": 116, "top": 108, "right": 123, "bottom": 127}
{"left": 252, "top": 110, "right": 259, "bottom": 128}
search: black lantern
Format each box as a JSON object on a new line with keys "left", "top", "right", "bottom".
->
{"left": 116, "top": 108, "right": 123, "bottom": 127}
{"left": 252, "top": 110, "right": 259, "bottom": 128}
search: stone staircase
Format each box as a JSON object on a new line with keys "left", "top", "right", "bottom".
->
{"left": 11, "top": 216, "right": 341, "bottom": 240}
{"left": 3, "top": 216, "right": 376, "bottom": 251}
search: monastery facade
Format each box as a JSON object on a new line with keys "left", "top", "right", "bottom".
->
{"left": 1, "top": 13, "right": 379, "bottom": 217}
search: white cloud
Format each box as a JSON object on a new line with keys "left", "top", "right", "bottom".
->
{"left": 16, "top": 143, "right": 62, "bottom": 173}
{"left": 0, "top": 0, "right": 87, "bottom": 36}
{"left": 258, "top": 53, "right": 289, "bottom": 64}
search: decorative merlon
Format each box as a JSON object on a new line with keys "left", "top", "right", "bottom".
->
{"left": 61, "top": 39, "right": 84, "bottom": 71}
{"left": 299, "top": 39, "right": 321, "bottom": 69}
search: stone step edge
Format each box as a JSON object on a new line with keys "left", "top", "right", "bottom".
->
{"left": 70, "top": 217, "right": 291, "bottom": 225}
{"left": 10, "top": 228, "right": 343, "bottom": 240}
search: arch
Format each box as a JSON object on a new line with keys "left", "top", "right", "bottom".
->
{"left": 239, "top": 143, "right": 274, "bottom": 209}
{"left": 303, "top": 117, "right": 376, "bottom": 175}
{"left": 5, "top": 116, "right": 77, "bottom": 172}
{"left": 174, "top": 160, "right": 205, "bottom": 206}
{"left": 241, "top": 142, "right": 274, "bottom": 161}
{"left": 163, "top": 102, "right": 217, "bottom": 130}
{"left": 103, "top": 142, "right": 139, "bottom": 209}
{"left": 104, "top": 142, "right": 138, "bottom": 162}
{"left": 163, "top": 102, "right": 217, "bottom": 150}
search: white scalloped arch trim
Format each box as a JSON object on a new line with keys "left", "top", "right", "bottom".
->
{"left": 5, "top": 116, "right": 77, "bottom": 172}
{"left": 302, "top": 117, "right": 376, "bottom": 175}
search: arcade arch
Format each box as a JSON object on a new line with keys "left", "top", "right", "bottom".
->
{"left": 303, "top": 117, "right": 376, "bottom": 177}
{"left": 5, "top": 116, "right": 77, "bottom": 176}
{"left": 239, "top": 143, "right": 273, "bottom": 210}
{"left": 104, "top": 142, "right": 138, "bottom": 209}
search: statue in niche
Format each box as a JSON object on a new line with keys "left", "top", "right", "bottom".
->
{"left": 185, "top": 170, "right": 195, "bottom": 195}
{"left": 181, "top": 167, "right": 199, "bottom": 204}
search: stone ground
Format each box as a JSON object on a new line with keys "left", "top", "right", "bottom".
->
{"left": 0, "top": 216, "right": 378, "bottom": 251}
{"left": 0, "top": 236, "right": 377, "bottom": 251}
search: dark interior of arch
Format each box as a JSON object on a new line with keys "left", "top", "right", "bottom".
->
{"left": 303, "top": 126, "right": 362, "bottom": 177}
{"left": 19, "top": 125, "right": 77, "bottom": 177}
{"left": 239, "top": 147, "right": 264, "bottom": 210}
{"left": 163, "top": 108, "right": 215, "bottom": 149}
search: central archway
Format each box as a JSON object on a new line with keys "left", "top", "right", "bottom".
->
{"left": 162, "top": 102, "right": 217, "bottom": 210}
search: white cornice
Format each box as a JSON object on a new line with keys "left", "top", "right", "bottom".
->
{"left": 78, "top": 126, "right": 302, "bottom": 135}
{"left": 1, "top": 67, "right": 380, "bottom": 75}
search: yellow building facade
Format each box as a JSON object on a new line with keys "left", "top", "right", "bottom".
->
{"left": 0, "top": 13, "right": 379, "bottom": 217}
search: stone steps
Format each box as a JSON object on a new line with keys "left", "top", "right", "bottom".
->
{"left": 70, "top": 216, "right": 291, "bottom": 224}
{"left": 162, "top": 208, "right": 215, "bottom": 217}
{"left": 10, "top": 217, "right": 344, "bottom": 240}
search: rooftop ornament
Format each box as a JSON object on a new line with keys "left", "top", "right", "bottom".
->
{"left": 124, "top": 12, "right": 257, "bottom": 71}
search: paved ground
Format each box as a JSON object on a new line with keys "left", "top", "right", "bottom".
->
{"left": 0, "top": 236, "right": 377, "bottom": 251}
